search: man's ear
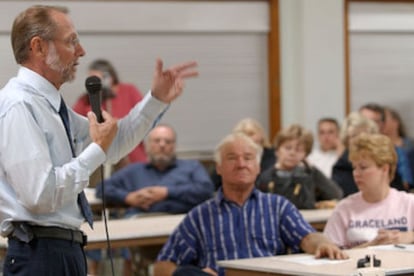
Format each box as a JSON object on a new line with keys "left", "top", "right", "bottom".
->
{"left": 29, "top": 36, "right": 48, "bottom": 58}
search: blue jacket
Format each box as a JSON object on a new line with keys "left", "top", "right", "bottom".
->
{"left": 96, "top": 159, "right": 214, "bottom": 216}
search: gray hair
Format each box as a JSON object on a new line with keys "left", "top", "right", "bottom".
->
{"left": 214, "top": 132, "right": 262, "bottom": 165}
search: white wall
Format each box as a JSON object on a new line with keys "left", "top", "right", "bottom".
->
{"left": 349, "top": 2, "right": 414, "bottom": 137}
{"left": 0, "top": 1, "right": 269, "bottom": 158}
{"left": 0, "top": 0, "right": 348, "bottom": 154}
{"left": 279, "top": 0, "right": 346, "bottom": 133}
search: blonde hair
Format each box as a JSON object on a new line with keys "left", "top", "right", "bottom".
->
{"left": 340, "top": 112, "right": 379, "bottom": 147}
{"left": 232, "top": 118, "right": 270, "bottom": 148}
{"left": 273, "top": 124, "right": 314, "bottom": 156}
{"left": 214, "top": 132, "right": 262, "bottom": 165}
{"left": 349, "top": 133, "right": 397, "bottom": 180}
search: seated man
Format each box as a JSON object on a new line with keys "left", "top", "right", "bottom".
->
{"left": 96, "top": 124, "right": 214, "bottom": 215}
{"left": 95, "top": 124, "right": 214, "bottom": 275}
{"left": 154, "top": 132, "right": 347, "bottom": 276}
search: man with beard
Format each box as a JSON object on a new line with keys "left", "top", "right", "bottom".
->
{"left": 94, "top": 124, "right": 214, "bottom": 275}
{"left": 0, "top": 5, "right": 198, "bottom": 276}
{"left": 96, "top": 124, "right": 214, "bottom": 216}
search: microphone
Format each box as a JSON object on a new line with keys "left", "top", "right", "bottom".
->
{"left": 85, "top": 76, "right": 103, "bottom": 123}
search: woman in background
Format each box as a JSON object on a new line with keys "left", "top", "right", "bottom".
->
{"left": 73, "top": 59, "right": 147, "bottom": 167}
{"left": 324, "top": 133, "right": 414, "bottom": 249}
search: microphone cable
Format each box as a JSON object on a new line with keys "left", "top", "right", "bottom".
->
{"left": 98, "top": 164, "right": 116, "bottom": 276}
{"left": 85, "top": 75, "right": 115, "bottom": 276}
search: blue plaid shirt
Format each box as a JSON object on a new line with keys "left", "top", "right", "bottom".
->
{"left": 157, "top": 188, "right": 315, "bottom": 276}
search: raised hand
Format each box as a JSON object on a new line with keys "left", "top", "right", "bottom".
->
{"left": 151, "top": 58, "right": 198, "bottom": 103}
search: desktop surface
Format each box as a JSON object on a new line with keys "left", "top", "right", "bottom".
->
{"left": 218, "top": 246, "right": 414, "bottom": 276}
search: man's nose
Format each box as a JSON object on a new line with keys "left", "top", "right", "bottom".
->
{"left": 235, "top": 157, "right": 247, "bottom": 166}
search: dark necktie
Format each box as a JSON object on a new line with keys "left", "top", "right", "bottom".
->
{"left": 59, "top": 97, "right": 94, "bottom": 228}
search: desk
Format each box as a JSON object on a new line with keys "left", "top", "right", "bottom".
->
{"left": 0, "top": 209, "right": 332, "bottom": 252}
{"left": 218, "top": 246, "right": 414, "bottom": 276}
{"left": 84, "top": 209, "right": 332, "bottom": 249}
{"left": 82, "top": 214, "right": 184, "bottom": 250}
{"left": 300, "top": 208, "right": 333, "bottom": 231}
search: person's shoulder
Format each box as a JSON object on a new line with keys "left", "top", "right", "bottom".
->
{"left": 114, "top": 161, "right": 147, "bottom": 175}
{"left": 258, "top": 165, "right": 276, "bottom": 178}
{"left": 177, "top": 158, "right": 200, "bottom": 164}
{"left": 256, "top": 189, "right": 290, "bottom": 205}
{"left": 0, "top": 79, "right": 37, "bottom": 116}
{"left": 335, "top": 192, "right": 361, "bottom": 208}
{"left": 403, "top": 137, "right": 414, "bottom": 150}
{"left": 390, "top": 188, "right": 414, "bottom": 202}
{"left": 333, "top": 150, "right": 351, "bottom": 169}
{"left": 176, "top": 158, "right": 205, "bottom": 168}
{"left": 73, "top": 93, "right": 89, "bottom": 105}
{"left": 262, "top": 146, "right": 276, "bottom": 156}
{"left": 183, "top": 197, "right": 216, "bottom": 221}
{"left": 307, "top": 164, "right": 328, "bottom": 178}
{"left": 308, "top": 148, "right": 323, "bottom": 160}
{"left": 72, "top": 94, "right": 89, "bottom": 114}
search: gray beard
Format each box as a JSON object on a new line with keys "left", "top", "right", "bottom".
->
{"left": 149, "top": 154, "right": 176, "bottom": 169}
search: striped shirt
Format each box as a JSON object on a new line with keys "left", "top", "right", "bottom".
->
{"left": 157, "top": 188, "right": 315, "bottom": 276}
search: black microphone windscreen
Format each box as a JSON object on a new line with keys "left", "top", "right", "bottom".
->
{"left": 85, "top": 76, "right": 102, "bottom": 94}
{"left": 85, "top": 76, "right": 103, "bottom": 123}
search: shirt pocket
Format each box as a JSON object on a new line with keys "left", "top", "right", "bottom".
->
{"left": 251, "top": 232, "right": 285, "bottom": 255}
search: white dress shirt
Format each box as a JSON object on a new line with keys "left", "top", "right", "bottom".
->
{"left": 307, "top": 148, "right": 339, "bottom": 178}
{"left": 0, "top": 67, "right": 167, "bottom": 236}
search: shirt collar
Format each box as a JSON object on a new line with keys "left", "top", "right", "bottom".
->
{"left": 214, "top": 186, "right": 259, "bottom": 206}
{"left": 17, "top": 67, "right": 61, "bottom": 112}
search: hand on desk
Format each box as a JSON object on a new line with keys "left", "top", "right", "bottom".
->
{"left": 366, "top": 229, "right": 414, "bottom": 247}
{"left": 125, "top": 186, "right": 168, "bottom": 210}
{"left": 314, "top": 242, "right": 349, "bottom": 260}
{"left": 301, "top": 232, "right": 349, "bottom": 260}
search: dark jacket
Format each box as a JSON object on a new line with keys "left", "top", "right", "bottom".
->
{"left": 256, "top": 162, "right": 343, "bottom": 209}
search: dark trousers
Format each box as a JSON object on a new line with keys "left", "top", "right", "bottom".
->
{"left": 3, "top": 238, "right": 87, "bottom": 276}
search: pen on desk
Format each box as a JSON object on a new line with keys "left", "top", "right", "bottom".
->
{"left": 394, "top": 244, "right": 406, "bottom": 249}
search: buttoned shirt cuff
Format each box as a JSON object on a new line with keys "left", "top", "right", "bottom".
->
{"left": 77, "top": 143, "right": 106, "bottom": 178}
{"left": 142, "top": 90, "right": 169, "bottom": 118}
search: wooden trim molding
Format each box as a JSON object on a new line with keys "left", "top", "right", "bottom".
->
{"left": 345, "top": 0, "right": 414, "bottom": 115}
{"left": 344, "top": 0, "right": 351, "bottom": 115}
{"left": 268, "top": 0, "right": 281, "bottom": 141}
